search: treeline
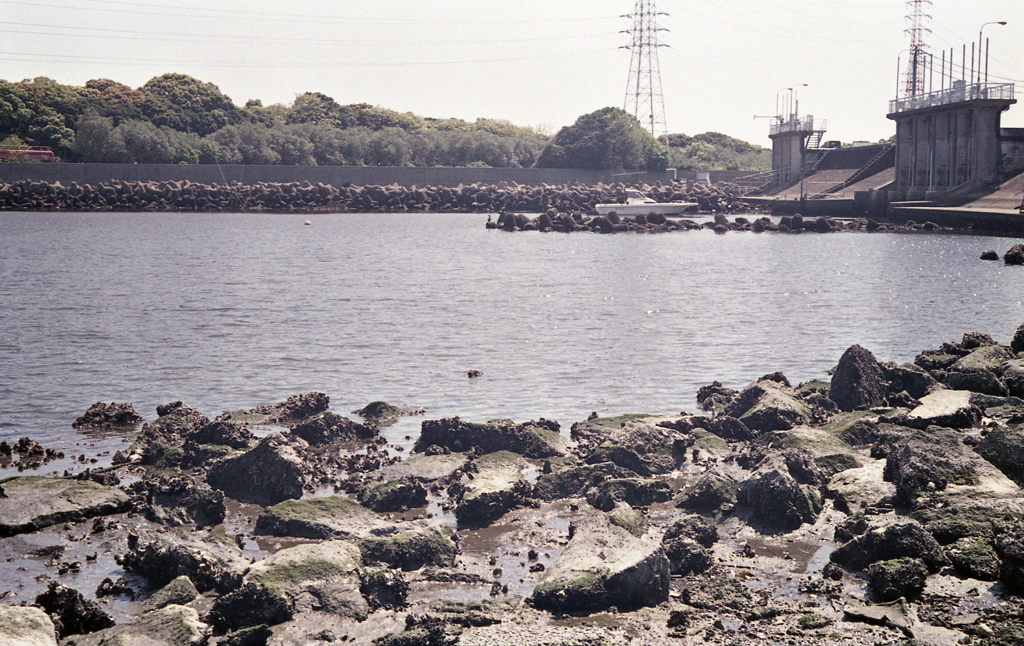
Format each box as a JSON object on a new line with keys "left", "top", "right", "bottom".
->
{"left": 0, "top": 74, "right": 769, "bottom": 171}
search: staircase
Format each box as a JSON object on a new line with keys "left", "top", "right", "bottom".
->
{"left": 805, "top": 131, "right": 824, "bottom": 150}
{"left": 809, "top": 145, "right": 895, "bottom": 199}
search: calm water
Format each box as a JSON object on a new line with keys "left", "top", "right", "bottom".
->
{"left": 1, "top": 212, "right": 1023, "bottom": 474}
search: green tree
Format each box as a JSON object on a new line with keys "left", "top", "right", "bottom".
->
{"left": 535, "top": 107, "right": 666, "bottom": 170}
{"left": 139, "top": 73, "right": 240, "bottom": 136}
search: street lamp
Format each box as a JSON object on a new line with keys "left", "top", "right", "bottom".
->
{"left": 979, "top": 21, "right": 1007, "bottom": 85}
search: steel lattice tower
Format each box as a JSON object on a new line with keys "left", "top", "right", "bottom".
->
{"left": 904, "top": 0, "right": 932, "bottom": 97}
{"left": 622, "top": 0, "right": 668, "bottom": 137}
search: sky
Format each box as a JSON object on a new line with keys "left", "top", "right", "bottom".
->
{"left": 2, "top": 0, "right": 1022, "bottom": 147}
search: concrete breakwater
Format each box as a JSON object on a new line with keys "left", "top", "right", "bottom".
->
{"left": 0, "top": 178, "right": 744, "bottom": 214}
{"left": 5, "top": 326, "right": 1024, "bottom": 644}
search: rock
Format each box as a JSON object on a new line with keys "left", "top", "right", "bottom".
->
{"left": 534, "top": 462, "right": 637, "bottom": 501}
{"left": 829, "top": 345, "right": 889, "bottom": 411}
{"left": 607, "top": 504, "right": 648, "bottom": 537}
{"left": 34, "top": 581, "right": 115, "bottom": 639}
{"left": 943, "top": 369, "right": 1008, "bottom": 396}
{"left": 867, "top": 557, "right": 928, "bottom": 601}
{"left": 72, "top": 401, "right": 142, "bottom": 428}
{"left": 1004, "top": 243, "right": 1024, "bottom": 265}
{"left": 722, "top": 378, "right": 810, "bottom": 434}
{"left": 69, "top": 605, "right": 210, "bottom": 646}
{"left": 587, "top": 478, "right": 673, "bottom": 511}
{"left": 219, "top": 625, "right": 273, "bottom": 646}
{"left": 415, "top": 417, "right": 565, "bottom": 458}
{"left": 843, "top": 597, "right": 913, "bottom": 634}
{"left": 145, "top": 575, "right": 200, "bottom": 610}
{"left": 190, "top": 420, "right": 254, "bottom": 449}
{"left": 950, "top": 344, "right": 1017, "bottom": 372}
{"left": 351, "top": 400, "right": 404, "bottom": 427}
{"left": 236, "top": 392, "right": 330, "bottom": 425}
{"left": 119, "top": 531, "right": 249, "bottom": 593}
{"left": 675, "top": 469, "right": 739, "bottom": 513}
{"left": 581, "top": 419, "right": 685, "bottom": 476}
{"left": 360, "top": 568, "right": 409, "bottom": 611}
{"left": 131, "top": 474, "right": 226, "bottom": 528}
{"left": 679, "top": 571, "right": 752, "bottom": 611}
{"left": 0, "top": 476, "right": 131, "bottom": 537}
{"left": 903, "top": 390, "right": 981, "bottom": 429}
{"left": 975, "top": 427, "right": 1024, "bottom": 487}
{"left": 290, "top": 411, "right": 376, "bottom": 445}
{"left": 207, "top": 434, "right": 306, "bottom": 506}
{"left": 884, "top": 428, "right": 981, "bottom": 504}
{"left": 1012, "top": 322, "right": 1024, "bottom": 354}
{"left": 830, "top": 518, "right": 948, "bottom": 572}
{"left": 204, "top": 583, "right": 293, "bottom": 633}
{"left": 0, "top": 605, "right": 58, "bottom": 646}
{"left": 980, "top": 250, "right": 999, "bottom": 260}
{"left": 375, "top": 453, "right": 468, "bottom": 483}
{"left": 254, "top": 497, "right": 457, "bottom": 570}
{"left": 662, "top": 515, "right": 717, "bottom": 575}
{"left": 360, "top": 478, "right": 428, "bottom": 512}
{"left": 1003, "top": 359, "right": 1024, "bottom": 397}
{"left": 531, "top": 514, "right": 669, "bottom": 612}
{"left": 946, "top": 537, "right": 1000, "bottom": 580}
{"left": 736, "top": 466, "right": 821, "bottom": 533}
{"left": 453, "top": 451, "right": 533, "bottom": 525}
{"left": 705, "top": 415, "right": 754, "bottom": 441}
{"left": 242, "top": 540, "right": 367, "bottom": 620}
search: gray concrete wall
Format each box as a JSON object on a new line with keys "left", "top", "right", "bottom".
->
{"left": 0, "top": 164, "right": 751, "bottom": 187}
{"left": 889, "top": 98, "right": 1015, "bottom": 192}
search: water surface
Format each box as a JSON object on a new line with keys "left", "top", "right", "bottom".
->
{"left": 1, "top": 212, "right": 1022, "bottom": 474}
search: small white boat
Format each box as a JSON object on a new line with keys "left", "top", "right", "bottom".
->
{"left": 594, "top": 190, "right": 697, "bottom": 216}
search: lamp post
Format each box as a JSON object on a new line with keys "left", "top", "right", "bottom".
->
{"left": 978, "top": 21, "right": 1006, "bottom": 85}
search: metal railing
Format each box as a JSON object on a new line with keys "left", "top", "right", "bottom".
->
{"left": 770, "top": 116, "right": 819, "bottom": 135}
{"left": 888, "top": 82, "right": 1015, "bottom": 114}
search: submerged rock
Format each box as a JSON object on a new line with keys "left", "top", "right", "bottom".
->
{"left": 531, "top": 514, "right": 669, "bottom": 612}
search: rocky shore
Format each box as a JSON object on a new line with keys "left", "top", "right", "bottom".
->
{"left": 0, "top": 179, "right": 743, "bottom": 215}
{"left": 5, "top": 327, "right": 1024, "bottom": 645}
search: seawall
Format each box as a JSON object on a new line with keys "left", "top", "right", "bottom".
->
{"left": 0, "top": 164, "right": 751, "bottom": 188}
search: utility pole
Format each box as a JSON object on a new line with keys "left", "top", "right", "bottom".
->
{"left": 622, "top": 0, "right": 668, "bottom": 137}
{"left": 904, "top": 0, "right": 932, "bottom": 97}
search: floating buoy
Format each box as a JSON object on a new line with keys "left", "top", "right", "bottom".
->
{"left": 303, "top": 220, "right": 312, "bottom": 226}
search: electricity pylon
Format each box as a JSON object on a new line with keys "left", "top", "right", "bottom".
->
{"left": 622, "top": 0, "right": 668, "bottom": 137}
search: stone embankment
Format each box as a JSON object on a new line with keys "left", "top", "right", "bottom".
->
{"left": 5, "top": 327, "right": 1024, "bottom": 643}
{"left": 0, "top": 179, "right": 743, "bottom": 214}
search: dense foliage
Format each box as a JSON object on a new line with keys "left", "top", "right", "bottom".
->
{"left": 658, "top": 131, "right": 771, "bottom": 172}
{"left": 1, "top": 74, "right": 769, "bottom": 170}
{"left": 535, "top": 107, "right": 668, "bottom": 171}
